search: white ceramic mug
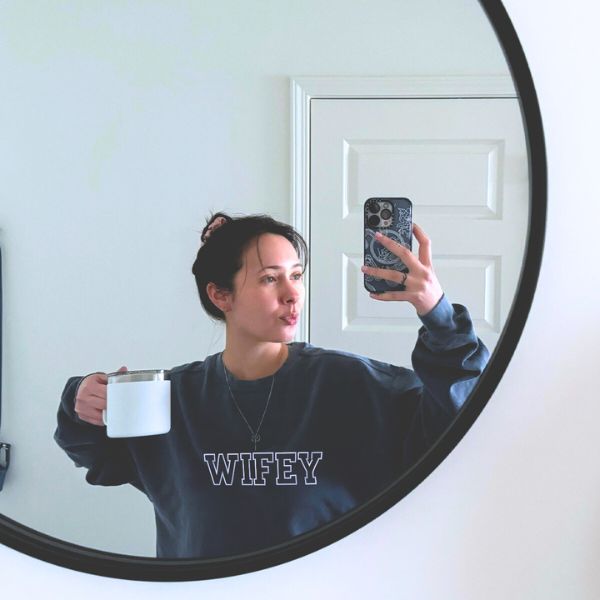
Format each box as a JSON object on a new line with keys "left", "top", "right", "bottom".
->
{"left": 103, "top": 370, "right": 171, "bottom": 438}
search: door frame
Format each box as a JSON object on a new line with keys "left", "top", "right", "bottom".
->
{"left": 290, "top": 75, "right": 517, "bottom": 341}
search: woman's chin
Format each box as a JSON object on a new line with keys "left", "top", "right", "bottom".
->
{"left": 277, "top": 326, "right": 298, "bottom": 343}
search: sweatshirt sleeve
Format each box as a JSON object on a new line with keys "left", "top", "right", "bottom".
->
{"left": 54, "top": 376, "right": 143, "bottom": 490}
{"left": 400, "top": 293, "right": 490, "bottom": 467}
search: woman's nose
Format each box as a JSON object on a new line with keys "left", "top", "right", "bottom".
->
{"left": 284, "top": 288, "right": 298, "bottom": 303}
{"left": 282, "top": 280, "right": 301, "bottom": 303}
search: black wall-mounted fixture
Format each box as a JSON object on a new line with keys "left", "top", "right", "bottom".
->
{"left": 0, "top": 247, "right": 10, "bottom": 491}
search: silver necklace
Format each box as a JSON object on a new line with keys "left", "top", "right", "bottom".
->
{"left": 222, "top": 355, "right": 275, "bottom": 451}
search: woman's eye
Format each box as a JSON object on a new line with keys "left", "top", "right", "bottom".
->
{"left": 262, "top": 273, "right": 303, "bottom": 284}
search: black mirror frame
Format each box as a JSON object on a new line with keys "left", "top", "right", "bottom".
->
{"left": 0, "top": 0, "right": 546, "bottom": 582}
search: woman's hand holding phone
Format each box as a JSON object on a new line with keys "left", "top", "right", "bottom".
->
{"left": 361, "top": 223, "right": 443, "bottom": 316}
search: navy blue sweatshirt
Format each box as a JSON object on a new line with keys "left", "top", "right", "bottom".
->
{"left": 54, "top": 295, "right": 489, "bottom": 558}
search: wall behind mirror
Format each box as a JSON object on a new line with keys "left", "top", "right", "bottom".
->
{"left": 0, "top": 0, "right": 514, "bottom": 557}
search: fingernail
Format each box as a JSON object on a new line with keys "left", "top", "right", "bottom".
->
{"left": 360, "top": 266, "right": 367, "bottom": 272}
{"left": 375, "top": 232, "right": 382, "bottom": 238}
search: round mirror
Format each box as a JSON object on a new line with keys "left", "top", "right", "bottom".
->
{"left": 0, "top": 0, "right": 545, "bottom": 580}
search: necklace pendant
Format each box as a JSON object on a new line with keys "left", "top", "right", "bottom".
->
{"left": 223, "top": 356, "right": 274, "bottom": 453}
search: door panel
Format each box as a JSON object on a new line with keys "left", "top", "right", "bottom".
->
{"left": 309, "top": 98, "right": 528, "bottom": 365}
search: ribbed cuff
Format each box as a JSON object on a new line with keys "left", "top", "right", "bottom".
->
{"left": 417, "top": 293, "right": 455, "bottom": 332}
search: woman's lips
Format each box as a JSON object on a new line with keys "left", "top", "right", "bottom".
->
{"left": 280, "top": 315, "right": 298, "bottom": 325}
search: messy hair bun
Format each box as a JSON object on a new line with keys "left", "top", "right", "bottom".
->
{"left": 200, "top": 212, "right": 233, "bottom": 245}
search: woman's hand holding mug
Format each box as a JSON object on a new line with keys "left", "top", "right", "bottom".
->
{"left": 75, "top": 366, "right": 128, "bottom": 426}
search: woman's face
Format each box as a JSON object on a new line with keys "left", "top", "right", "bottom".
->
{"left": 226, "top": 233, "right": 305, "bottom": 343}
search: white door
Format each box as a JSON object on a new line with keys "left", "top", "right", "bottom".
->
{"left": 309, "top": 98, "right": 528, "bottom": 366}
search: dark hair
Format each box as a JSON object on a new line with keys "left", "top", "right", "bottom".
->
{"left": 192, "top": 212, "right": 308, "bottom": 321}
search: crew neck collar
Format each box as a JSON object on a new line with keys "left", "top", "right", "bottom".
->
{"left": 216, "top": 342, "right": 300, "bottom": 390}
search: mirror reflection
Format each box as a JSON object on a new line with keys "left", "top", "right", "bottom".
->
{"left": 55, "top": 213, "right": 489, "bottom": 558}
{"left": 0, "top": 0, "right": 527, "bottom": 558}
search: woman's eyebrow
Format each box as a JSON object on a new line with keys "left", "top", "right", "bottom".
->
{"left": 258, "top": 263, "right": 303, "bottom": 273}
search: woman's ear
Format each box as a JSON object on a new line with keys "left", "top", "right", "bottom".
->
{"left": 206, "top": 282, "right": 233, "bottom": 313}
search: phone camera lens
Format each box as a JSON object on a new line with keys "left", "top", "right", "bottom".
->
{"left": 367, "top": 215, "right": 380, "bottom": 227}
{"left": 380, "top": 208, "right": 392, "bottom": 220}
{"left": 367, "top": 200, "right": 380, "bottom": 213}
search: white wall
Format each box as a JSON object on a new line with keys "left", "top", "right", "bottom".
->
{"left": 3, "top": 0, "right": 599, "bottom": 598}
{"left": 0, "top": 0, "right": 508, "bottom": 556}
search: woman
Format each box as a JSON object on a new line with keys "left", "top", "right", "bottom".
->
{"left": 55, "top": 212, "right": 488, "bottom": 558}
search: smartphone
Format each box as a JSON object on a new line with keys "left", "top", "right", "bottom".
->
{"left": 363, "top": 197, "right": 413, "bottom": 294}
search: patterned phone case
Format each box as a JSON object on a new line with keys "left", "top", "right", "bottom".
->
{"left": 363, "top": 197, "right": 413, "bottom": 293}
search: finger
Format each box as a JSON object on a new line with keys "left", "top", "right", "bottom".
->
{"left": 84, "top": 372, "right": 108, "bottom": 386}
{"left": 117, "top": 366, "right": 128, "bottom": 373}
{"left": 75, "top": 388, "right": 106, "bottom": 409}
{"left": 374, "top": 232, "right": 419, "bottom": 270}
{"left": 412, "top": 223, "right": 432, "bottom": 267}
{"left": 81, "top": 378, "right": 108, "bottom": 394}
{"left": 369, "top": 291, "right": 414, "bottom": 302}
{"left": 77, "top": 386, "right": 106, "bottom": 404}
{"left": 77, "top": 384, "right": 107, "bottom": 400}
{"left": 361, "top": 265, "right": 407, "bottom": 283}
{"left": 81, "top": 394, "right": 107, "bottom": 410}
{"left": 76, "top": 410, "right": 105, "bottom": 427}
{"left": 77, "top": 381, "right": 108, "bottom": 401}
